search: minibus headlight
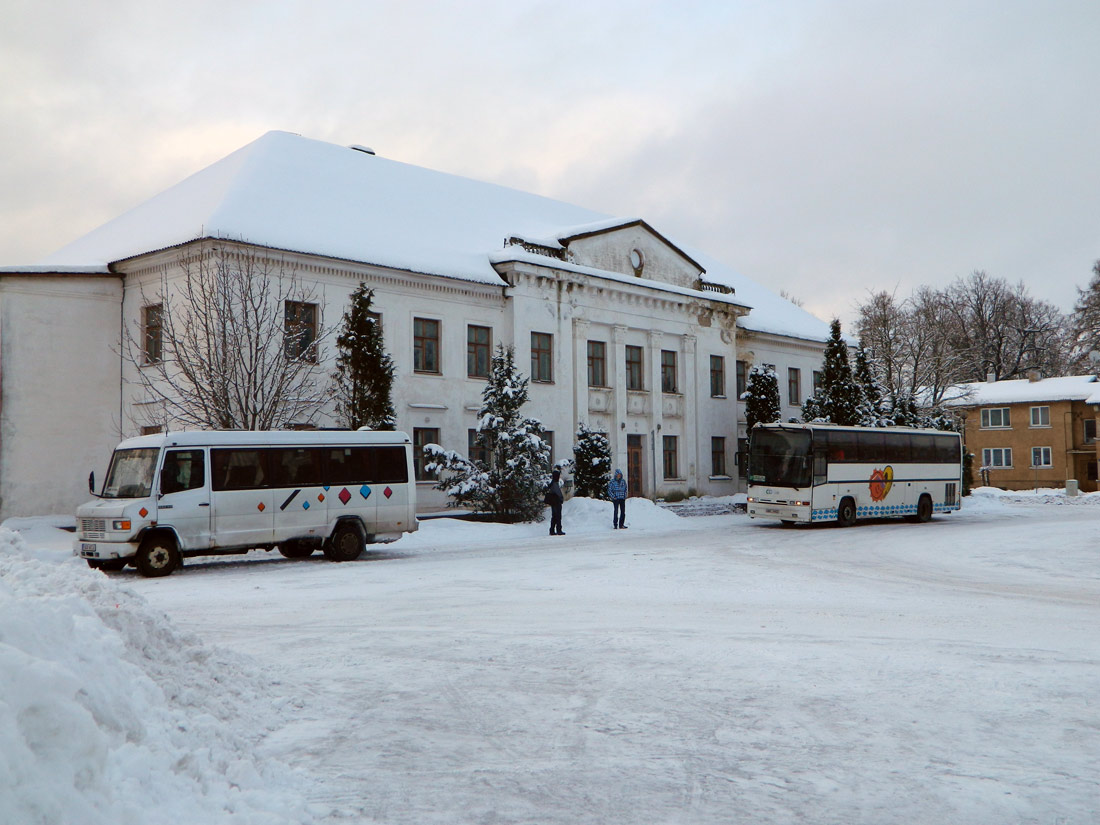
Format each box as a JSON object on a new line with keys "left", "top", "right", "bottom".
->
{"left": 746, "top": 496, "right": 755, "bottom": 503}
{"left": 112, "top": 520, "right": 131, "bottom": 531}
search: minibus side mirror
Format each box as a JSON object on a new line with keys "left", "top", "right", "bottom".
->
{"left": 88, "top": 471, "right": 100, "bottom": 497}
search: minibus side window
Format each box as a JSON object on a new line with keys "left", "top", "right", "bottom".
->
{"left": 161, "top": 449, "right": 206, "bottom": 495}
{"left": 270, "top": 447, "right": 323, "bottom": 487}
{"left": 325, "top": 447, "right": 371, "bottom": 485}
{"left": 212, "top": 449, "right": 267, "bottom": 491}
{"left": 374, "top": 446, "right": 409, "bottom": 483}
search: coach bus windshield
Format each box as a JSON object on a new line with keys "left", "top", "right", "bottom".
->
{"left": 748, "top": 428, "right": 812, "bottom": 488}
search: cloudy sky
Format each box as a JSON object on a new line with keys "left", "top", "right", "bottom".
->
{"left": 2, "top": 0, "right": 1098, "bottom": 326}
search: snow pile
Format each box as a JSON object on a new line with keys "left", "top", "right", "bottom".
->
{"left": 0, "top": 528, "right": 315, "bottom": 825}
{"left": 969, "top": 486, "right": 1100, "bottom": 507}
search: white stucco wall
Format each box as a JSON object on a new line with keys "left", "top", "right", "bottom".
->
{"left": 0, "top": 274, "right": 122, "bottom": 520}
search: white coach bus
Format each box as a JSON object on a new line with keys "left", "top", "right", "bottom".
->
{"left": 746, "top": 423, "right": 962, "bottom": 526}
{"left": 74, "top": 430, "right": 417, "bottom": 576}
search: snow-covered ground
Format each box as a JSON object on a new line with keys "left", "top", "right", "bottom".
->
{"left": 2, "top": 490, "right": 1099, "bottom": 824}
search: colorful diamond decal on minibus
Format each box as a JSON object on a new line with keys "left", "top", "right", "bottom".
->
{"left": 302, "top": 500, "right": 311, "bottom": 510}
{"left": 360, "top": 485, "right": 371, "bottom": 500}
{"left": 338, "top": 488, "right": 352, "bottom": 505}
{"left": 257, "top": 502, "right": 266, "bottom": 512}
{"left": 317, "top": 492, "right": 325, "bottom": 503}
{"left": 383, "top": 486, "right": 393, "bottom": 499}
{"left": 139, "top": 507, "right": 148, "bottom": 518}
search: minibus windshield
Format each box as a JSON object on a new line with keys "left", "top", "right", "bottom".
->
{"left": 102, "top": 448, "right": 159, "bottom": 498}
{"left": 748, "top": 428, "right": 812, "bottom": 488}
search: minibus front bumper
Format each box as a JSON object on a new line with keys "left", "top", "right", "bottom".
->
{"left": 74, "top": 539, "right": 136, "bottom": 561}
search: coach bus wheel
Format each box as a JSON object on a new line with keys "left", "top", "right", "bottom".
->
{"left": 837, "top": 498, "right": 857, "bottom": 528}
{"left": 136, "top": 536, "right": 180, "bottom": 578}
{"left": 324, "top": 522, "right": 365, "bottom": 562}
{"left": 916, "top": 494, "right": 933, "bottom": 523}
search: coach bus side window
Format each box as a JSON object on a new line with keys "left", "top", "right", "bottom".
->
{"left": 883, "top": 433, "right": 911, "bottom": 463}
{"left": 912, "top": 435, "right": 936, "bottom": 463}
{"left": 933, "top": 435, "right": 960, "bottom": 463}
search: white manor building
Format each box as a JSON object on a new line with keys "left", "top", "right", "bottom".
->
{"left": 0, "top": 131, "right": 831, "bottom": 519}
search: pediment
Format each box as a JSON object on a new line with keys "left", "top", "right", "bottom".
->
{"left": 558, "top": 219, "right": 705, "bottom": 289}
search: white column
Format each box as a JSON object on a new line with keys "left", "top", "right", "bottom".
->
{"left": 683, "top": 333, "right": 698, "bottom": 487}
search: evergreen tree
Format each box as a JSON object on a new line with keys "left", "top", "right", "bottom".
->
{"left": 1073, "top": 260, "right": 1100, "bottom": 358}
{"left": 572, "top": 423, "right": 612, "bottom": 499}
{"left": 332, "top": 284, "right": 395, "bottom": 430}
{"left": 853, "top": 341, "right": 889, "bottom": 426}
{"left": 424, "top": 345, "right": 551, "bottom": 522}
{"left": 742, "top": 365, "right": 781, "bottom": 429}
{"left": 810, "top": 318, "right": 861, "bottom": 426}
{"left": 888, "top": 390, "right": 921, "bottom": 427}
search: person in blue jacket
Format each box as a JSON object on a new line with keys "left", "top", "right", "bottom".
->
{"left": 608, "top": 468, "right": 627, "bottom": 529}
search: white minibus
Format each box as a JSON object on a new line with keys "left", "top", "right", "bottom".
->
{"left": 746, "top": 423, "right": 962, "bottom": 526}
{"left": 74, "top": 430, "right": 418, "bottom": 576}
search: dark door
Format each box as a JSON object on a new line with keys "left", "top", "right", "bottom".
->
{"left": 627, "top": 435, "right": 643, "bottom": 497}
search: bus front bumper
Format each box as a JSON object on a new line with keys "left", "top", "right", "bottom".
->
{"left": 746, "top": 500, "right": 811, "bottom": 522}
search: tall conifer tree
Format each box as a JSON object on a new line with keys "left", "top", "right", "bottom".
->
{"left": 742, "top": 365, "right": 781, "bottom": 429}
{"left": 332, "top": 284, "right": 395, "bottom": 430}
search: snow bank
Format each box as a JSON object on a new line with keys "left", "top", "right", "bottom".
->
{"left": 0, "top": 528, "right": 315, "bottom": 825}
{"left": 968, "top": 486, "right": 1100, "bottom": 507}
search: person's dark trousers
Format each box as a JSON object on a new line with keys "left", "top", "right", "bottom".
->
{"left": 549, "top": 502, "right": 563, "bottom": 535}
{"left": 612, "top": 498, "right": 625, "bottom": 528}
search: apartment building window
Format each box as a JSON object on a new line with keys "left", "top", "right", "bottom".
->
{"left": 531, "top": 332, "right": 553, "bottom": 383}
{"left": 711, "top": 436, "right": 727, "bottom": 477}
{"left": 413, "top": 428, "right": 439, "bottom": 480}
{"left": 1031, "top": 446, "right": 1052, "bottom": 468}
{"left": 1085, "top": 419, "right": 1097, "bottom": 443}
{"left": 142, "top": 304, "right": 163, "bottom": 365}
{"left": 467, "top": 325, "right": 491, "bottom": 378}
{"left": 661, "top": 350, "right": 678, "bottom": 393}
{"left": 735, "top": 360, "right": 747, "bottom": 397}
{"left": 1029, "top": 406, "right": 1050, "bottom": 427}
{"left": 710, "top": 355, "right": 725, "bottom": 397}
{"left": 588, "top": 341, "right": 607, "bottom": 387}
{"left": 468, "top": 429, "right": 490, "bottom": 466}
{"left": 663, "top": 435, "right": 679, "bottom": 479}
{"left": 284, "top": 301, "right": 318, "bottom": 361}
{"left": 980, "top": 407, "right": 1011, "bottom": 428}
{"left": 982, "top": 447, "right": 1012, "bottom": 468}
{"left": 413, "top": 317, "right": 440, "bottom": 373}
{"left": 787, "top": 367, "right": 801, "bottom": 405}
{"left": 626, "top": 345, "right": 644, "bottom": 391}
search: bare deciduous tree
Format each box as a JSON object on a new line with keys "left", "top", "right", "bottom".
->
{"left": 124, "top": 245, "right": 331, "bottom": 430}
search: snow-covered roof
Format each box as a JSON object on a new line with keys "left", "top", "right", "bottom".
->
{"left": 948, "top": 374, "right": 1100, "bottom": 406}
{"left": 32, "top": 130, "right": 831, "bottom": 342}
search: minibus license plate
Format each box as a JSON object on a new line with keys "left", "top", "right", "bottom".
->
{"left": 80, "top": 543, "right": 97, "bottom": 556}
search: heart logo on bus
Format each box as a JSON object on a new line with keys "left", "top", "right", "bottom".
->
{"left": 869, "top": 466, "right": 894, "bottom": 502}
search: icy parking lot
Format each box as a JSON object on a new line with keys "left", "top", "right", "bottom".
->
{"left": 4, "top": 491, "right": 1099, "bottom": 824}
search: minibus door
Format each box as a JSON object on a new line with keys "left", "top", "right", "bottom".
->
{"left": 158, "top": 448, "right": 213, "bottom": 551}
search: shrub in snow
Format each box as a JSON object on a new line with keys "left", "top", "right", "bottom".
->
{"left": 572, "top": 423, "right": 611, "bottom": 500}
{"left": 425, "top": 345, "right": 551, "bottom": 522}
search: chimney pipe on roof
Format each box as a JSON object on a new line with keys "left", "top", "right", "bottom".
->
{"left": 1028, "top": 369, "right": 1041, "bottom": 382}
{"left": 986, "top": 373, "right": 996, "bottom": 383}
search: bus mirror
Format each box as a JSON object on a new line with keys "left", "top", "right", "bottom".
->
{"left": 88, "top": 471, "right": 95, "bottom": 494}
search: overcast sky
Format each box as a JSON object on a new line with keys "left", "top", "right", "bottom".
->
{"left": 3, "top": 0, "right": 1098, "bottom": 327}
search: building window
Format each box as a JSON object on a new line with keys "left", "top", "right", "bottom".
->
{"left": 788, "top": 367, "right": 801, "bottom": 406}
{"left": 735, "top": 360, "right": 747, "bottom": 397}
{"left": 982, "top": 447, "right": 1013, "bottom": 469}
{"left": 413, "top": 428, "right": 439, "bottom": 480}
{"left": 812, "top": 370, "right": 824, "bottom": 392}
{"left": 142, "top": 304, "right": 163, "bottom": 365}
{"left": 467, "top": 325, "right": 491, "bottom": 378}
{"left": 661, "top": 350, "right": 678, "bottom": 393}
{"left": 1085, "top": 418, "right": 1097, "bottom": 444}
{"left": 626, "top": 345, "right": 644, "bottom": 391}
{"left": 663, "top": 435, "right": 679, "bottom": 480}
{"left": 588, "top": 341, "right": 607, "bottom": 387}
{"left": 1031, "top": 446, "right": 1052, "bottom": 468}
{"left": 414, "top": 318, "right": 440, "bottom": 374}
{"left": 711, "top": 436, "right": 727, "bottom": 477}
{"left": 980, "top": 407, "right": 1011, "bottom": 429}
{"left": 710, "top": 355, "right": 725, "bottom": 398}
{"left": 468, "top": 429, "right": 490, "bottom": 466}
{"left": 1029, "top": 406, "right": 1050, "bottom": 427}
{"left": 531, "top": 332, "right": 553, "bottom": 383}
{"left": 284, "top": 301, "right": 318, "bottom": 361}
{"left": 737, "top": 437, "right": 749, "bottom": 478}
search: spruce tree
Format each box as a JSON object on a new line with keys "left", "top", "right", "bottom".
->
{"left": 853, "top": 341, "right": 888, "bottom": 426}
{"left": 424, "top": 345, "right": 551, "bottom": 522}
{"left": 817, "top": 318, "right": 861, "bottom": 426}
{"left": 572, "top": 423, "right": 612, "bottom": 499}
{"left": 332, "top": 284, "right": 395, "bottom": 430}
{"left": 1073, "top": 260, "right": 1100, "bottom": 357}
{"left": 742, "top": 365, "right": 781, "bottom": 429}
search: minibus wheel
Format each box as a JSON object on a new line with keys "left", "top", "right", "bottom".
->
{"left": 136, "top": 535, "right": 180, "bottom": 577}
{"left": 837, "top": 498, "right": 857, "bottom": 528}
{"left": 324, "top": 522, "right": 365, "bottom": 562}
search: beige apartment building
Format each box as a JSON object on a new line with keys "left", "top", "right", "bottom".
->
{"left": 950, "top": 375, "right": 1100, "bottom": 492}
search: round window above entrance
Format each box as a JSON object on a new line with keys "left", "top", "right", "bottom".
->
{"left": 629, "top": 248, "right": 645, "bottom": 276}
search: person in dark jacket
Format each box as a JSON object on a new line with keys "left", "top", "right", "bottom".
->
{"left": 545, "top": 468, "right": 565, "bottom": 536}
{"left": 608, "top": 468, "right": 627, "bottom": 529}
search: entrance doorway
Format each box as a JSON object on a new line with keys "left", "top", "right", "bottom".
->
{"left": 627, "top": 435, "right": 644, "bottom": 497}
